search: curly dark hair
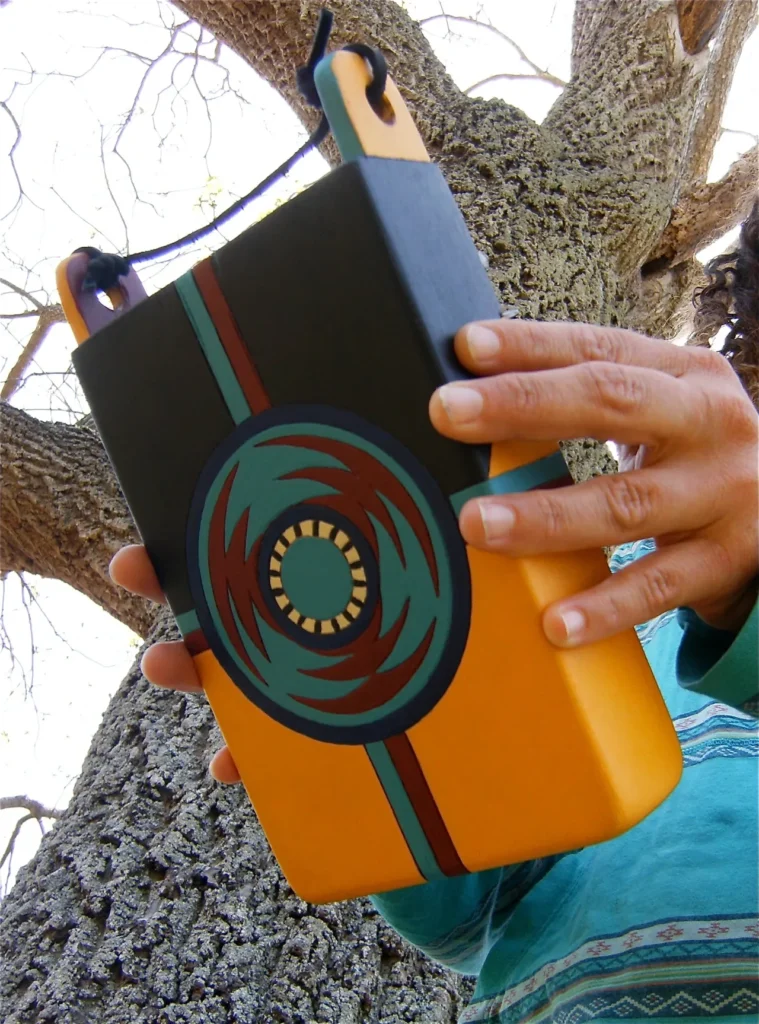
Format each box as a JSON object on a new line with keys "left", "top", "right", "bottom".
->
{"left": 690, "top": 198, "right": 759, "bottom": 406}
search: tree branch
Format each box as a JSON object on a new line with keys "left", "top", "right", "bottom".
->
{"left": 547, "top": 0, "right": 702, "bottom": 181}
{"left": 679, "top": 0, "right": 757, "bottom": 188}
{"left": 0, "top": 796, "right": 63, "bottom": 820}
{"left": 0, "top": 404, "right": 157, "bottom": 638}
{"left": 544, "top": 0, "right": 754, "bottom": 281}
{"left": 0, "top": 305, "right": 65, "bottom": 402}
{"left": 645, "top": 144, "right": 759, "bottom": 268}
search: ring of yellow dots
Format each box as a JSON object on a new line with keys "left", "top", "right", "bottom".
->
{"left": 268, "top": 518, "right": 368, "bottom": 635}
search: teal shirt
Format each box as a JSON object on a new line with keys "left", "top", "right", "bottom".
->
{"left": 372, "top": 540, "right": 759, "bottom": 1023}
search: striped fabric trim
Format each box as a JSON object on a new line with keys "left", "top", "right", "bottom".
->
{"left": 608, "top": 538, "right": 657, "bottom": 571}
{"left": 462, "top": 917, "right": 759, "bottom": 1022}
{"left": 608, "top": 540, "right": 678, "bottom": 647}
{"left": 673, "top": 701, "right": 758, "bottom": 767}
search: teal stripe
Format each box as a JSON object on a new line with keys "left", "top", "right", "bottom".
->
{"left": 314, "top": 53, "right": 365, "bottom": 162}
{"left": 176, "top": 609, "right": 200, "bottom": 636}
{"left": 175, "top": 272, "right": 250, "bottom": 425}
{"left": 450, "top": 452, "right": 571, "bottom": 516}
{"left": 365, "top": 741, "right": 446, "bottom": 882}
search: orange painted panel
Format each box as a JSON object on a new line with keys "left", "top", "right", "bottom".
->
{"left": 196, "top": 650, "right": 425, "bottom": 903}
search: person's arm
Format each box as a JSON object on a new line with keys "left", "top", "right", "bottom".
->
{"left": 370, "top": 856, "right": 561, "bottom": 976}
{"left": 676, "top": 599, "right": 758, "bottom": 715}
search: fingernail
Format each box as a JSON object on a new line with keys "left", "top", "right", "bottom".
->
{"left": 437, "top": 384, "right": 484, "bottom": 424}
{"left": 464, "top": 324, "right": 500, "bottom": 363}
{"left": 545, "top": 607, "right": 587, "bottom": 647}
{"left": 479, "top": 502, "right": 515, "bottom": 542}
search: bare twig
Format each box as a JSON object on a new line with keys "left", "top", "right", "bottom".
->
{"left": 99, "top": 125, "right": 130, "bottom": 249}
{"left": 466, "top": 72, "right": 563, "bottom": 95}
{"left": 0, "top": 796, "right": 64, "bottom": 819}
{"left": 721, "top": 126, "right": 759, "bottom": 144}
{"left": 49, "top": 184, "right": 122, "bottom": 253}
{"left": 1, "top": 814, "right": 33, "bottom": 882}
{"left": 0, "top": 796, "right": 64, "bottom": 885}
{"left": 0, "top": 305, "right": 65, "bottom": 401}
{"left": 0, "top": 277, "right": 45, "bottom": 310}
{"left": 419, "top": 12, "right": 567, "bottom": 88}
{"left": 0, "top": 99, "right": 24, "bottom": 218}
{"left": 0, "top": 573, "right": 27, "bottom": 692}
{"left": 109, "top": 19, "right": 191, "bottom": 213}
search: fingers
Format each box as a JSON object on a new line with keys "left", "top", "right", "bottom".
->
{"left": 113, "top": 548, "right": 200, "bottom": 691}
{"left": 542, "top": 537, "right": 733, "bottom": 647}
{"left": 458, "top": 463, "right": 718, "bottom": 555}
{"left": 430, "top": 362, "right": 692, "bottom": 447}
{"left": 141, "top": 639, "right": 202, "bottom": 693}
{"left": 210, "top": 746, "right": 241, "bottom": 785}
{"left": 453, "top": 319, "right": 692, "bottom": 378}
{"left": 110, "top": 544, "right": 166, "bottom": 604}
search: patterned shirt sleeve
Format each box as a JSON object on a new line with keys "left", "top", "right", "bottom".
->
{"left": 676, "top": 600, "right": 758, "bottom": 716}
{"left": 370, "top": 857, "right": 561, "bottom": 976}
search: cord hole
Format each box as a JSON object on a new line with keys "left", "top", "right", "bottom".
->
{"left": 372, "top": 91, "right": 396, "bottom": 125}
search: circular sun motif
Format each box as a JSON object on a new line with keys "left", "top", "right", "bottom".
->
{"left": 187, "top": 405, "right": 471, "bottom": 745}
{"left": 267, "top": 517, "right": 368, "bottom": 636}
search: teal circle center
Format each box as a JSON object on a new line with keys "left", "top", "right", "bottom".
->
{"left": 278, "top": 536, "right": 353, "bottom": 621}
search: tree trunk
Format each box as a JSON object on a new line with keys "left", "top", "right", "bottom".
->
{"left": 0, "top": 611, "right": 471, "bottom": 1023}
{"left": 0, "top": 1, "right": 755, "bottom": 1021}
{"left": 0, "top": 406, "right": 152, "bottom": 639}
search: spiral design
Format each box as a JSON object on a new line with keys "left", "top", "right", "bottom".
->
{"left": 187, "top": 406, "right": 471, "bottom": 744}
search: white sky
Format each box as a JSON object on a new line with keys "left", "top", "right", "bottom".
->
{"left": 0, "top": 0, "right": 756, "bottom": 891}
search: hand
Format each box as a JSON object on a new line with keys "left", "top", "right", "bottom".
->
{"left": 110, "top": 317, "right": 758, "bottom": 782}
{"left": 109, "top": 544, "right": 241, "bottom": 785}
{"left": 429, "top": 319, "right": 759, "bottom": 647}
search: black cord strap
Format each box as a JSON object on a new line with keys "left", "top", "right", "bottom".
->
{"left": 78, "top": 8, "right": 387, "bottom": 294}
{"left": 126, "top": 119, "right": 330, "bottom": 270}
{"left": 342, "top": 43, "right": 387, "bottom": 114}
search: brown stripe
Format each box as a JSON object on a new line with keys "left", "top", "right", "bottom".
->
{"left": 184, "top": 628, "right": 210, "bottom": 656}
{"left": 384, "top": 733, "right": 468, "bottom": 877}
{"left": 192, "top": 259, "right": 271, "bottom": 415}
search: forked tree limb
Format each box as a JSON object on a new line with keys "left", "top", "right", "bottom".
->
{"left": 646, "top": 144, "right": 759, "bottom": 269}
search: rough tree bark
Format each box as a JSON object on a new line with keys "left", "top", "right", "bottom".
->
{"left": 0, "top": 406, "right": 151, "bottom": 638}
{"left": 0, "top": 1, "right": 755, "bottom": 1021}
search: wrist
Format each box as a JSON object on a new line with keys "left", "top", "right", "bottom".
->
{"left": 690, "top": 577, "right": 759, "bottom": 636}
